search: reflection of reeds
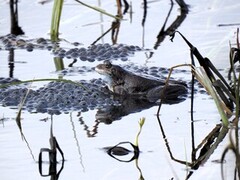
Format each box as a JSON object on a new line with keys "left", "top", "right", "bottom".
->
{"left": 75, "top": 0, "right": 121, "bottom": 20}
{"left": 221, "top": 29, "right": 240, "bottom": 180}
{"left": 221, "top": 129, "right": 240, "bottom": 180}
{"left": 9, "top": 0, "right": 24, "bottom": 35}
{"left": 105, "top": 118, "right": 145, "bottom": 167}
{"left": 38, "top": 116, "right": 65, "bottom": 178}
{"left": 50, "top": 0, "right": 121, "bottom": 42}
{"left": 163, "top": 30, "right": 240, "bottom": 179}
{"left": 50, "top": 0, "right": 121, "bottom": 41}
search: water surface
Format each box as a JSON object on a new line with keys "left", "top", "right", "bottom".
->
{"left": 0, "top": 0, "right": 239, "bottom": 179}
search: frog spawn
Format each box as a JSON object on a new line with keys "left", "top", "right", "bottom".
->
{"left": 0, "top": 78, "right": 120, "bottom": 115}
{"left": 0, "top": 34, "right": 142, "bottom": 62}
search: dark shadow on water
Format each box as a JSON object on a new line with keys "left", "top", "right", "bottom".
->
{"left": 76, "top": 97, "right": 159, "bottom": 137}
{"left": 103, "top": 142, "right": 144, "bottom": 179}
{"left": 95, "top": 95, "right": 185, "bottom": 124}
{"left": 92, "top": 0, "right": 188, "bottom": 48}
{"left": 104, "top": 141, "right": 139, "bottom": 162}
{"left": 141, "top": 0, "right": 188, "bottom": 60}
{"left": 78, "top": 114, "right": 100, "bottom": 138}
{"left": 8, "top": 49, "right": 15, "bottom": 78}
{"left": 9, "top": 0, "right": 24, "bottom": 35}
{"left": 154, "top": 0, "right": 188, "bottom": 49}
{"left": 7, "top": 0, "right": 25, "bottom": 78}
{"left": 38, "top": 116, "right": 65, "bottom": 179}
{"left": 152, "top": 0, "right": 188, "bottom": 50}
{"left": 95, "top": 97, "right": 156, "bottom": 124}
{"left": 76, "top": 94, "right": 186, "bottom": 138}
{"left": 103, "top": 141, "right": 144, "bottom": 179}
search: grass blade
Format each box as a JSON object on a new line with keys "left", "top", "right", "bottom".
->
{"left": 50, "top": 0, "right": 64, "bottom": 41}
{"left": 193, "top": 67, "right": 230, "bottom": 126}
{"left": 75, "top": 0, "right": 121, "bottom": 20}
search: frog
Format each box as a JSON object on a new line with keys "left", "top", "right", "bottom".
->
{"left": 95, "top": 60, "right": 187, "bottom": 101}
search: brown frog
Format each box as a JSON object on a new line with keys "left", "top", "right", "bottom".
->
{"left": 95, "top": 61, "right": 187, "bottom": 101}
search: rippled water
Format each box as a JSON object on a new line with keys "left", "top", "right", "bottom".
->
{"left": 0, "top": 0, "right": 239, "bottom": 179}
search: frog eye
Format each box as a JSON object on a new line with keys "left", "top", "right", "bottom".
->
{"left": 104, "top": 60, "right": 112, "bottom": 69}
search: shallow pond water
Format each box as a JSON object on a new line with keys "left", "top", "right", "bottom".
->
{"left": 0, "top": 0, "right": 239, "bottom": 179}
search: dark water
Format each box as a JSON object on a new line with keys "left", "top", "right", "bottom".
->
{"left": 0, "top": 0, "right": 239, "bottom": 179}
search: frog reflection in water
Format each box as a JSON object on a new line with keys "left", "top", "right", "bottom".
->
{"left": 95, "top": 61, "right": 188, "bottom": 101}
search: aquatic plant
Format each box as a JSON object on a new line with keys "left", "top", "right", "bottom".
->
{"left": 220, "top": 29, "right": 240, "bottom": 180}
{"left": 103, "top": 117, "right": 145, "bottom": 179}
{"left": 105, "top": 117, "right": 145, "bottom": 162}
{"left": 14, "top": 81, "right": 36, "bottom": 162}
{"left": 135, "top": 117, "right": 145, "bottom": 147}
{"left": 169, "top": 31, "right": 239, "bottom": 126}
{"left": 192, "top": 67, "right": 230, "bottom": 126}
{"left": 50, "top": 0, "right": 120, "bottom": 41}
{"left": 163, "top": 30, "right": 240, "bottom": 179}
{"left": 50, "top": 0, "right": 63, "bottom": 41}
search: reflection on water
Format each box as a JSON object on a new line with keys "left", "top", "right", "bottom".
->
{"left": 157, "top": 114, "right": 229, "bottom": 179}
{"left": 0, "top": 0, "right": 239, "bottom": 179}
{"left": 95, "top": 95, "right": 185, "bottom": 124}
{"left": 153, "top": 0, "right": 188, "bottom": 50}
{"left": 9, "top": 0, "right": 24, "bottom": 35}
{"left": 38, "top": 116, "right": 64, "bottom": 179}
{"left": 7, "top": 0, "right": 25, "bottom": 77}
